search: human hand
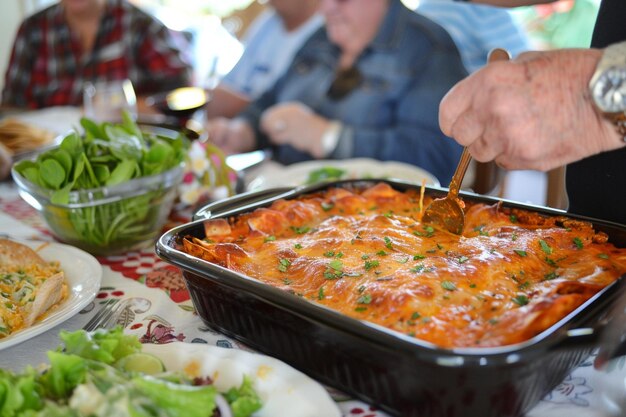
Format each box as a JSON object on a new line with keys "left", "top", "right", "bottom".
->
{"left": 260, "top": 102, "right": 332, "bottom": 158}
{"left": 205, "top": 117, "right": 256, "bottom": 155}
{"left": 439, "top": 49, "right": 625, "bottom": 171}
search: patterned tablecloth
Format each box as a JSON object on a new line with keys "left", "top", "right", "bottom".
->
{"left": 0, "top": 180, "right": 624, "bottom": 417}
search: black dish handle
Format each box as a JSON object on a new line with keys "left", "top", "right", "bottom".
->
{"left": 193, "top": 187, "right": 294, "bottom": 221}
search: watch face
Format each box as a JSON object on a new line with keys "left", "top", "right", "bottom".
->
{"left": 592, "top": 66, "right": 626, "bottom": 113}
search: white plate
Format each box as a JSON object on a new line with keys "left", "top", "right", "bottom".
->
{"left": 247, "top": 158, "right": 440, "bottom": 191}
{"left": 143, "top": 342, "right": 341, "bottom": 417}
{"left": 0, "top": 240, "right": 102, "bottom": 350}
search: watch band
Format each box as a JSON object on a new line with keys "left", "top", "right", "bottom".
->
{"left": 590, "top": 41, "right": 626, "bottom": 142}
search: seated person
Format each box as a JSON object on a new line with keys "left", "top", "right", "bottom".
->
{"left": 208, "top": 0, "right": 467, "bottom": 185}
{"left": 1, "top": 0, "right": 192, "bottom": 109}
{"left": 417, "top": 0, "right": 532, "bottom": 73}
{"left": 206, "top": 0, "right": 323, "bottom": 118}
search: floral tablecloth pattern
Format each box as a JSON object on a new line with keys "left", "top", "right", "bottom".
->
{"left": 1, "top": 181, "right": 624, "bottom": 417}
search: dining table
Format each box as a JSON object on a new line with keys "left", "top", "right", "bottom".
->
{"left": 0, "top": 108, "right": 624, "bottom": 417}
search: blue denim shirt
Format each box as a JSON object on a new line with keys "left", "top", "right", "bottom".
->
{"left": 240, "top": 0, "right": 467, "bottom": 184}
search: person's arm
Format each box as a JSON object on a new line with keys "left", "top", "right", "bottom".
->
{"left": 439, "top": 47, "right": 625, "bottom": 172}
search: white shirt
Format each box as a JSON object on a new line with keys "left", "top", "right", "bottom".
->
{"left": 221, "top": 9, "right": 324, "bottom": 99}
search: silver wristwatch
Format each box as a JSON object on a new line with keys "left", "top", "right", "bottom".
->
{"left": 589, "top": 41, "right": 626, "bottom": 139}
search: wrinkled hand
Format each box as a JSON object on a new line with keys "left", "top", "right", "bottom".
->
{"left": 205, "top": 117, "right": 255, "bottom": 155}
{"left": 260, "top": 102, "right": 331, "bottom": 158}
{"left": 439, "top": 49, "right": 624, "bottom": 171}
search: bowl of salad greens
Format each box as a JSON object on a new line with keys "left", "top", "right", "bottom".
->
{"left": 11, "top": 113, "right": 188, "bottom": 256}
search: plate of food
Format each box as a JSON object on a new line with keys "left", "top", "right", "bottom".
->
{"left": 142, "top": 342, "right": 341, "bottom": 417}
{"left": 246, "top": 158, "right": 440, "bottom": 191}
{"left": 0, "top": 238, "right": 102, "bottom": 350}
{"left": 0, "top": 327, "right": 341, "bottom": 417}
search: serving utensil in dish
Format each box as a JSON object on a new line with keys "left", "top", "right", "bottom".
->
{"left": 157, "top": 179, "right": 626, "bottom": 417}
{"left": 421, "top": 148, "right": 471, "bottom": 234}
{"left": 422, "top": 49, "right": 509, "bottom": 234}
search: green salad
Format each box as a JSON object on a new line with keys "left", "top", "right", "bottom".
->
{"left": 12, "top": 113, "right": 189, "bottom": 254}
{"left": 0, "top": 327, "right": 262, "bottom": 417}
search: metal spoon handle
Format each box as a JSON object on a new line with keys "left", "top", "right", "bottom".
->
{"left": 448, "top": 48, "right": 510, "bottom": 199}
{"left": 448, "top": 147, "right": 471, "bottom": 198}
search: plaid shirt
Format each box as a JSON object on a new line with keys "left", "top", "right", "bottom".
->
{"left": 2, "top": 0, "right": 193, "bottom": 109}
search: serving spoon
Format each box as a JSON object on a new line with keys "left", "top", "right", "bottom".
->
{"left": 421, "top": 48, "right": 510, "bottom": 234}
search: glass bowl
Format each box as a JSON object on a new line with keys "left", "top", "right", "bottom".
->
{"left": 12, "top": 163, "right": 184, "bottom": 256}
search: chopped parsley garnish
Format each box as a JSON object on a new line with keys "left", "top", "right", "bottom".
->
{"left": 457, "top": 256, "right": 469, "bottom": 264}
{"left": 377, "top": 250, "right": 388, "bottom": 256}
{"left": 510, "top": 214, "right": 518, "bottom": 223}
{"left": 441, "top": 281, "right": 457, "bottom": 291}
{"left": 511, "top": 233, "right": 518, "bottom": 241}
{"left": 518, "top": 281, "right": 530, "bottom": 290}
{"left": 514, "top": 249, "right": 527, "bottom": 257}
{"left": 324, "top": 260, "right": 344, "bottom": 280}
{"left": 598, "top": 253, "right": 609, "bottom": 259}
{"left": 357, "top": 294, "right": 372, "bottom": 304}
{"left": 364, "top": 260, "right": 380, "bottom": 271}
{"left": 294, "top": 243, "right": 303, "bottom": 249}
{"left": 318, "top": 287, "right": 325, "bottom": 300}
{"left": 397, "top": 257, "right": 409, "bottom": 264}
{"left": 512, "top": 295, "right": 529, "bottom": 306}
{"left": 291, "top": 226, "right": 310, "bottom": 234}
{"left": 573, "top": 237, "right": 583, "bottom": 250}
{"left": 283, "top": 278, "right": 293, "bottom": 285}
{"left": 324, "top": 251, "right": 335, "bottom": 257}
{"left": 264, "top": 235, "right": 276, "bottom": 242}
{"left": 355, "top": 307, "right": 367, "bottom": 312}
{"left": 321, "top": 202, "right": 334, "bottom": 211}
{"left": 384, "top": 236, "right": 393, "bottom": 249}
{"left": 539, "top": 239, "right": 553, "bottom": 255}
{"left": 411, "top": 312, "right": 421, "bottom": 320}
{"left": 413, "top": 254, "right": 425, "bottom": 260}
{"left": 544, "top": 257, "right": 558, "bottom": 267}
{"left": 414, "top": 225, "right": 435, "bottom": 238}
{"left": 278, "top": 258, "right": 291, "bottom": 272}
{"left": 329, "top": 259, "right": 343, "bottom": 271}
{"left": 544, "top": 271, "right": 558, "bottom": 281}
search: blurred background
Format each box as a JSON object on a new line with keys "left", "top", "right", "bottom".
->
{"left": 0, "top": 0, "right": 601, "bottom": 93}
{"left": 0, "top": 0, "right": 602, "bottom": 207}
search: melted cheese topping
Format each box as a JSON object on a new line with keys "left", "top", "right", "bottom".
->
{"left": 183, "top": 183, "right": 626, "bottom": 348}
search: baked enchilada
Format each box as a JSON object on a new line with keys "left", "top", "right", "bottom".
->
{"left": 182, "top": 183, "right": 626, "bottom": 348}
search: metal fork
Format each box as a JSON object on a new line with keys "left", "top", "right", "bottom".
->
{"left": 83, "top": 298, "right": 126, "bottom": 331}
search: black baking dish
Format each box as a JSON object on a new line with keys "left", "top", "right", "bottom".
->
{"left": 156, "top": 179, "right": 626, "bottom": 417}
